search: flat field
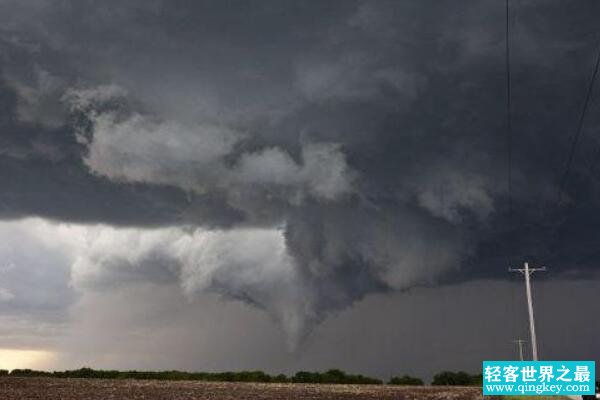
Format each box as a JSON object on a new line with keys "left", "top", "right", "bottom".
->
{"left": 0, "top": 377, "right": 493, "bottom": 400}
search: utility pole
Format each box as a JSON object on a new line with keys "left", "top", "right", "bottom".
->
{"left": 512, "top": 339, "right": 526, "bottom": 361}
{"left": 509, "top": 262, "right": 546, "bottom": 361}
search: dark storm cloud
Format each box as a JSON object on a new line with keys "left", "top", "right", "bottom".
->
{"left": 1, "top": 0, "right": 600, "bottom": 347}
{"left": 0, "top": 71, "right": 244, "bottom": 227}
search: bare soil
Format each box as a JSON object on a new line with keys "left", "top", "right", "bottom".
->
{"left": 0, "top": 377, "right": 491, "bottom": 400}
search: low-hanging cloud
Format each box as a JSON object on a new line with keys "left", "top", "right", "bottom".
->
{"left": 1, "top": 0, "right": 599, "bottom": 352}
{"left": 66, "top": 85, "right": 355, "bottom": 205}
{"left": 68, "top": 223, "right": 313, "bottom": 349}
{"left": 22, "top": 212, "right": 463, "bottom": 349}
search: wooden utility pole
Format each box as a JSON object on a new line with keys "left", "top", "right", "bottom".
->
{"left": 509, "top": 262, "right": 546, "bottom": 361}
{"left": 512, "top": 339, "right": 526, "bottom": 361}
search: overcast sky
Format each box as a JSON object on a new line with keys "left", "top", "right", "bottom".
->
{"left": 0, "top": 0, "right": 598, "bottom": 380}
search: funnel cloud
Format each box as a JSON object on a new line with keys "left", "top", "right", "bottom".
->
{"left": 0, "top": 0, "right": 598, "bottom": 374}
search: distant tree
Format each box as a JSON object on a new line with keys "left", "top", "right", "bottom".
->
{"left": 292, "top": 369, "right": 381, "bottom": 385}
{"left": 292, "top": 371, "right": 321, "bottom": 383}
{"left": 3, "top": 367, "right": 382, "bottom": 385}
{"left": 431, "top": 371, "right": 479, "bottom": 386}
{"left": 9, "top": 369, "right": 50, "bottom": 377}
{"left": 273, "top": 374, "right": 289, "bottom": 383}
{"left": 470, "top": 373, "right": 483, "bottom": 385}
{"left": 388, "top": 374, "right": 424, "bottom": 385}
{"left": 0, "top": 369, "right": 8, "bottom": 377}
{"left": 322, "top": 369, "right": 346, "bottom": 384}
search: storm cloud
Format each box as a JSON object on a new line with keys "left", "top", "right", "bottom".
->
{"left": 0, "top": 0, "right": 599, "bottom": 371}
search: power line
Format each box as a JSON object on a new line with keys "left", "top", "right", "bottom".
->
{"left": 557, "top": 40, "right": 600, "bottom": 203}
{"left": 506, "top": 0, "right": 513, "bottom": 220}
{"left": 505, "top": 0, "right": 520, "bottom": 348}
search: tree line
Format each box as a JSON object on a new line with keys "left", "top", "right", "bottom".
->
{"left": 0, "top": 368, "right": 483, "bottom": 386}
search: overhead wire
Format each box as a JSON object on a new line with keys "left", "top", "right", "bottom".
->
{"left": 556, "top": 40, "right": 600, "bottom": 203}
{"left": 505, "top": 0, "right": 513, "bottom": 223}
{"left": 502, "top": 1, "right": 600, "bottom": 359}
{"left": 505, "top": 0, "right": 521, "bottom": 351}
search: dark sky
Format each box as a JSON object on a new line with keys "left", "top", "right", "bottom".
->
{"left": 0, "top": 0, "right": 598, "bottom": 378}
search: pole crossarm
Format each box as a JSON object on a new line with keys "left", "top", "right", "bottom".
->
{"left": 509, "top": 266, "right": 546, "bottom": 275}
